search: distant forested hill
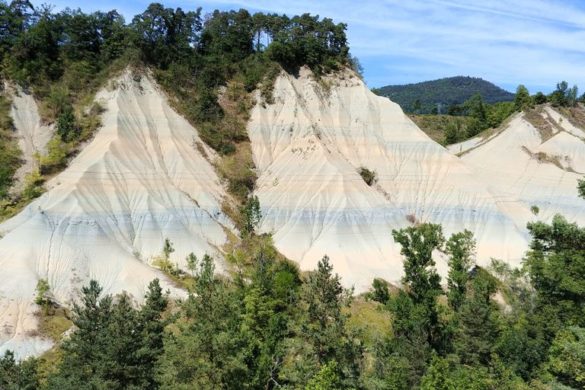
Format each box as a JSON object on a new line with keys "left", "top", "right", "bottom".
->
{"left": 373, "top": 76, "right": 514, "bottom": 114}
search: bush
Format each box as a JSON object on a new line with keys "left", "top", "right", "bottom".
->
{"left": 56, "top": 107, "right": 79, "bottom": 142}
{"left": 531, "top": 205, "right": 540, "bottom": 215}
{"left": 358, "top": 167, "right": 377, "bottom": 186}
{"left": 35, "top": 279, "right": 51, "bottom": 308}
{"left": 22, "top": 169, "right": 44, "bottom": 200}
{"left": 40, "top": 137, "right": 69, "bottom": 173}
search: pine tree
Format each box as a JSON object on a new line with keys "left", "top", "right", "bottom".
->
{"left": 454, "top": 270, "right": 499, "bottom": 366}
{"left": 287, "top": 256, "right": 363, "bottom": 388}
{"left": 157, "top": 255, "right": 247, "bottom": 389}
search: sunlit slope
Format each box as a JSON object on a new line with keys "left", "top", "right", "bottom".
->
{"left": 453, "top": 106, "right": 585, "bottom": 229}
{"left": 249, "top": 68, "right": 526, "bottom": 291}
{"left": 0, "top": 71, "right": 232, "bottom": 358}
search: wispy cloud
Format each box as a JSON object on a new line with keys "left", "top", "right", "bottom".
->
{"left": 35, "top": 0, "right": 585, "bottom": 92}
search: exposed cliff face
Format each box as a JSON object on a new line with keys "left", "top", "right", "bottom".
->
{"left": 3, "top": 67, "right": 585, "bottom": 358}
{"left": 451, "top": 105, "right": 585, "bottom": 229}
{"left": 0, "top": 71, "right": 233, "bottom": 358}
{"left": 248, "top": 68, "right": 527, "bottom": 291}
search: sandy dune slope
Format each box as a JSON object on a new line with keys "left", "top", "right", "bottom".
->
{"left": 456, "top": 107, "right": 585, "bottom": 229}
{"left": 4, "top": 84, "right": 54, "bottom": 192}
{"left": 248, "top": 68, "right": 527, "bottom": 291}
{"left": 0, "top": 71, "right": 232, "bottom": 358}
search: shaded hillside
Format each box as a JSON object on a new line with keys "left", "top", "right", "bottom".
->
{"left": 374, "top": 76, "right": 514, "bottom": 113}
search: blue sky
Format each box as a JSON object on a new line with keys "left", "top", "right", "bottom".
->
{"left": 32, "top": 0, "right": 585, "bottom": 93}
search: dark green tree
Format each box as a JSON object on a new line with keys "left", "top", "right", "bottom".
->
{"left": 514, "top": 84, "right": 532, "bottom": 111}
{"left": 284, "top": 255, "right": 363, "bottom": 388}
{"left": 525, "top": 214, "right": 585, "bottom": 327}
{"left": 533, "top": 91, "right": 547, "bottom": 105}
{"left": 157, "top": 255, "right": 246, "bottom": 388}
{"left": 369, "top": 278, "right": 390, "bottom": 304}
{"left": 453, "top": 269, "right": 499, "bottom": 366}
{"left": 445, "top": 229, "right": 475, "bottom": 311}
{"left": 56, "top": 106, "right": 78, "bottom": 142}
{"left": 242, "top": 195, "right": 262, "bottom": 236}
{"left": 0, "top": 351, "right": 39, "bottom": 390}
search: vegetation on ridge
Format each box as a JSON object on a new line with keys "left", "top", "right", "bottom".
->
{"left": 410, "top": 81, "right": 585, "bottom": 146}
{"left": 0, "top": 0, "right": 354, "bottom": 223}
{"left": 372, "top": 76, "right": 515, "bottom": 114}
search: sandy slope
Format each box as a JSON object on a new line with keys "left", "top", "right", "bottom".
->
{"left": 249, "top": 68, "right": 527, "bottom": 291}
{"left": 457, "top": 107, "right": 585, "bottom": 228}
{"left": 4, "top": 67, "right": 584, "bottom": 358}
{"left": 0, "top": 71, "right": 232, "bottom": 358}
{"left": 4, "top": 84, "right": 54, "bottom": 192}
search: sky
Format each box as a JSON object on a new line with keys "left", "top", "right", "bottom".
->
{"left": 31, "top": 0, "right": 585, "bottom": 93}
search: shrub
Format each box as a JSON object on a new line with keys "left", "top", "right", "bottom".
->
{"left": 35, "top": 279, "right": 51, "bottom": 308}
{"left": 40, "top": 137, "right": 69, "bottom": 173}
{"left": 531, "top": 205, "right": 540, "bottom": 215}
{"left": 56, "top": 106, "right": 79, "bottom": 142}
{"left": 358, "top": 167, "right": 377, "bottom": 186}
{"left": 22, "top": 169, "right": 44, "bottom": 200}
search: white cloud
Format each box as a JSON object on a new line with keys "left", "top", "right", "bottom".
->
{"left": 197, "top": 0, "right": 585, "bottom": 92}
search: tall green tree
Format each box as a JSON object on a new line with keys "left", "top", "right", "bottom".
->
{"left": 0, "top": 351, "right": 39, "bottom": 390}
{"left": 525, "top": 215, "right": 585, "bottom": 328}
{"left": 157, "top": 255, "right": 246, "bottom": 389}
{"left": 514, "top": 84, "right": 532, "bottom": 111}
{"left": 445, "top": 230, "right": 475, "bottom": 312}
{"left": 284, "top": 255, "right": 363, "bottom": 388}
{"left": 454, "top": 269, "right": 499, "bottom": 366}
{"left": 374, "top": 224, "right": 446, "bottom": 388}
{"left": 392, "top": 223, "right": 443, "bottom": 313}
{"left": 47, "top": 279, "right": 167, "bottom": 389}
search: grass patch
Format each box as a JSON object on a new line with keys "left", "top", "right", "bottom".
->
{"left": 346, "top": 297, "right": 392, "bottom": 345}
{"left": 36, "top": 306, "right": 72, "bottom": 342}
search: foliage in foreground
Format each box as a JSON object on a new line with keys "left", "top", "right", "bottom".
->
{"left": 3, "top": 202, "right": 584, "bottom": 389}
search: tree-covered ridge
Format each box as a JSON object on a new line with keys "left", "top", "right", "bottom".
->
{"left": 0, "top": 0, "right": 353, "bottom": 222}
{"left": 373, "top": 76, "right": 514, "bottom": 114}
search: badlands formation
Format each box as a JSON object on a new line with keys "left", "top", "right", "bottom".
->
{"left": 449, "top": 106, "right": 585, "bottom": 228}
{"left": 249, "top": 69, "right": 527, "bottom": 289}
{"left": 0, "top": 68, "right": 584, "bottom": 357}
{"left": 0, "top": 72, "right": 232, "bottom": 357}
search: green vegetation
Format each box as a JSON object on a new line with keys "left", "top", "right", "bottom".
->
{"left": 3, "top": 2, "right": 585, "bottom": 389}
{"left": 0, "top": 1, "right": 353, "bottom": 222}
{"left": 399, "top": 80, "right": 585, "bottom": 146}
{"left": 373, "top": 76, "right": 514, "bottom": 114}
{"left": 411, "top": 94, "right": 515, "bottom": 145}
{"left": 410, "top": 114, "right": 474, "bottom": 145}
{"left": 4, "top": 191, "right": 585, "bottom": 388}
{"left": 358, "top": 167, "right": 377, "bottom": 186}
{"left": 0, "top": 93, "right": 22, "bottom": 213}
{"left": 241, "top": 195, "right": 262, "bottom": 236}
{"left": 34, "top": 279, "right": 51, "bottom": 308}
